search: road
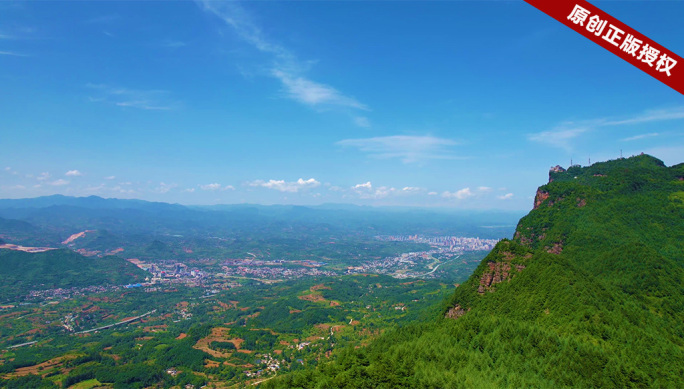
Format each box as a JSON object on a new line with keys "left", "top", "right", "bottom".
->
{"left": 74, "top": 309, "right": 157, "bottom": 334}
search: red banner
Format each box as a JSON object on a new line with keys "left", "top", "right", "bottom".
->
{"left": 524, "top": 0, "right": 683, "bottom": 95}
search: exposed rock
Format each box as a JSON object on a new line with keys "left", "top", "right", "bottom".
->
{"left": 519, "top": 234, "right": 534, "bottom": 246}
{"left": 546, "top": 242, "right": 563, "bottom": 255}
{"left": 444, "top": 305, "right": 468, "bottom": 320}
{"left": 534, "top": 189, "right": 549, "bottom": 209}
{"left": 478, "top": 258, "right": 526, "bottom": 294}
{"left": 548, "top": 166, "right": 566, "bottom": 182}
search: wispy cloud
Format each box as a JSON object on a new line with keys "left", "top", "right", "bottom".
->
{"left": 161, "top": 40, "right": 187, "bottom": 49}
{"left": 621, "top": 133, "right": 659, "bottom": 142}
{"left": 4, "top": 167, "right": 19, "bottom": 176}
{"left": 199, "top": 183, "right": 234, "bottom": 191}
{"left": 197, "top": 1, "right": 368, "bottom": 119}
{"left": 86, "top": 83, "right": 176, "bottom": 111}
{"left": 603, "top": 107, "right": 684, "bottom": 126}
{"left": 498, "top": 193, "right": 514, "bottom": 200}
{"left": 156, "top": 182, "right": 177, "bottom": 194}
{"left": 50, "top": 179, "right": 69, "bottom": 186}
{"left": 337, "top": 135, "right": 460, "bottom": 163}
{"left": 200, "top": 183, "right": 222, "bottom": 191}
{"left": 0, "top": 51, "right": 27, "bottom": 57}
{"left": 529, "top": 106, "right": 684, "bottom": 150}
{"left": 354, "top": 116, "right": 371, "bottom": 128}
{"left": 528, "top": 126, "right": 588, "bottom": 151}
{"left": 271, "top": 69, "right": 367, "bottom": 110}
{"left": 248, "top": 178, "right": 320, "bottom": 193}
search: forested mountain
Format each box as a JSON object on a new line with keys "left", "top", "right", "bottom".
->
{"left": 266, "top": 154, "right": 684, "bottom": 388}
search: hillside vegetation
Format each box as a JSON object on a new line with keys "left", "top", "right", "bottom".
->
{"left": 266, "top": 154, "right": 684, "bottom": 388}
{"left": 0, "top": 249, "right": 148, "bottom": 303}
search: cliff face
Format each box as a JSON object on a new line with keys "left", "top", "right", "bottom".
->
{"left": 533, "top": 189, "right": 549, "bottom": 209}
{"left": 446, "top": 154, "right": 684, "bottom": 319}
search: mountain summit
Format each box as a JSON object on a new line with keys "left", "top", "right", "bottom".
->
{"left": 267, "top": 154, "right": 684, "bottom": 388}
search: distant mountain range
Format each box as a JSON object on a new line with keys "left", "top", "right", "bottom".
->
{"left": 0, "top": 194, "right": 524, "bottom": 243}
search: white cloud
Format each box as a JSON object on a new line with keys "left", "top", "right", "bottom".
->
{"left": 36, "top": 172, "right": 50, "bottom": 181}
{"left": 351, "top": 181, "right": 397, "bottom": 199}
{"left": 337, "top": 135, "right": 460, "bottom": 163}
{"left": 272, "top": 70, "right": 367, "bottom": 110}
{"left": 156, "top": 182, "right": 177, "bottom": 194}
{"left": 200, "top": 183, "right": 222, "bottom": 191}
{"left": 50, "top": 179, "right": 69, "bottom": 186}
{"left": 621, "top": 133, "right": 659, "bottom": 142}
{"left": 249, "top": 178, "right": 320, "bottom": 193}
{"left": 428, "top": 191, "right": 438, "bottom": 196}
{"left": 478, "top": 186, "right": 492, "bottom": 192}
{"left": 442, "top": 187, "right": 473, "bottom": 200}
{"left": 184, "top": 188, "right": 196, "bottom": 193}
{"left": 199, "top": 183, "right": 235, "bottom": 191}
{"left": 65, "top": 170, "right": 82, "bottom": 176}
{"left": 402, "top": 186, "right": 422, "bottom": 192}
{"left": 353, "top": 181, "right": 372, "bottom": 190}
{"left": 498, "top": 193, "right": 514, "bottom": 200}
{"left": 104, "top": 175, "right": 116, "bottom": 180}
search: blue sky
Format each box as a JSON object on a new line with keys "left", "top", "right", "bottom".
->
{"left": 1, "top": 0, "right": 682, "bottom": 210}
